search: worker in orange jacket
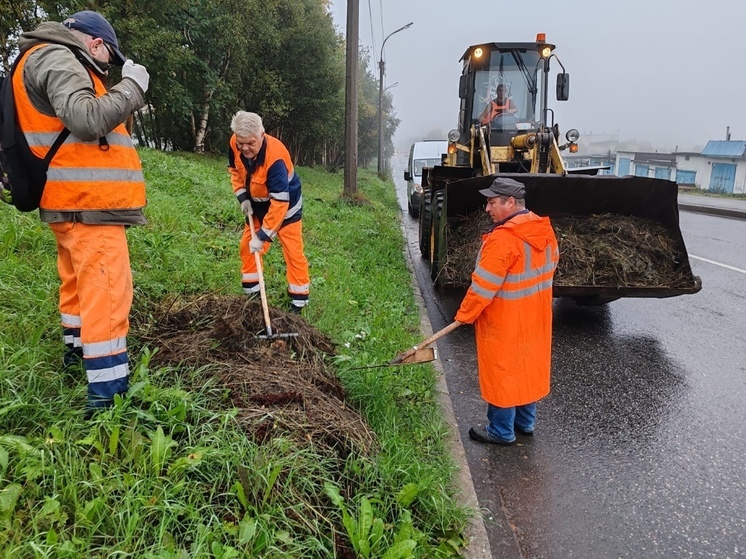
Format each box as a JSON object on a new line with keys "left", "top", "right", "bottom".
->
{"left": 227, "top": 111, "right": 310, "bottom": 313}
{"left": 478, "top": 84, "right": 519, "bottom": 125}
{"left": 14, "top": 11, "right": 149, "bottom": 418}
{"left": 455, "top": 177, "right": 559, "bottom": 445}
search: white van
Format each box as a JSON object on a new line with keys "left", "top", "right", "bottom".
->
{"left": 403, "top": 140, "right": 448, "bottom": 217}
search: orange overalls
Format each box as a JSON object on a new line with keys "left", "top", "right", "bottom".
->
{"left": 13, "top": 43, "right": 146, "bottom": 404}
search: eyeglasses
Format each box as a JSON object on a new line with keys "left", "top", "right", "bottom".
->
{"left": 100, "top": 40, "right": 115, "bottom": 63}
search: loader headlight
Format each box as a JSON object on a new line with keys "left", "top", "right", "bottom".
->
{"left": 473, "top": 47, "right": 483, "bottom": 58}
{"left": 566, "top": 129, "right": 580, "bottom": 142}
{"left": 540, "top": 46, "right": 552, "bottom": 58}
{"left": 447, "top": 129, "right": 460, "bottom": 142}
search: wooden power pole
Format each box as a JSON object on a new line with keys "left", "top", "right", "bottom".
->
{"left": 343, "top": 0, "right": 359, "bottom": 196}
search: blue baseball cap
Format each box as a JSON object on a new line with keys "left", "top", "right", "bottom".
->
{"left": 63, "top": 11, "right": 126, "bottom": 66}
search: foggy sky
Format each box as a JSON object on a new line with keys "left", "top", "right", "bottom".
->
{"left": 330, "top": 0, "right": 746, "bottom": 153}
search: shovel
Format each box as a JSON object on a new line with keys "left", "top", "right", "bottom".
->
{"left": 248, "top": 217, "right": 299, "bottom": 340}
{"left": 350, "top": 321, "right": 462, "bottom": 370}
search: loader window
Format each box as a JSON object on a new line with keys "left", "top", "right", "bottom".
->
{"left": 472, "top": 50, "right": 540, "bottom": 131}
{"left": 414, "top": 158, "right": 441, "bottom": 176}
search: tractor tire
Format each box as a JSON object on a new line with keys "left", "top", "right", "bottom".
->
{"left": 408, "top": 194, "right": 419, "bottom": 218}
{"left": 430, "top": 190, "right": 445, "bottom": 286}
{"left": 419, "top": 187, "right": 432, "bottom": 260}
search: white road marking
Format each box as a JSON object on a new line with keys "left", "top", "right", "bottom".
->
{"left": 689, "top": 255, "right": 746, "bottom": 275}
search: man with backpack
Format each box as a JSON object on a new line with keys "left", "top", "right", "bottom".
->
{"left": 11, "top": 11, "right": 149, "bottom": 417}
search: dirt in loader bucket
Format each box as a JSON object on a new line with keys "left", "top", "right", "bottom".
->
{"left": 429, "top": 173, "right": 701, "bottom": 299}
{"left": 443, "top": 211, "right": 696, "bottom": 289}
{"left": 132, "top": 294, "right": 375, "bottom": 457}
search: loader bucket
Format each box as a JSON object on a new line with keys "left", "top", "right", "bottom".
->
{"left": 434, "top": 172, "right": 702, "bottom": 302}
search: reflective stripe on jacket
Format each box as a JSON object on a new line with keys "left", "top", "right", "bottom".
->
{"left": 455, "top": 211, "right": 559, "bottom": 407}
{"left": 12, "top": 43, "right": 146, "bottom": 213}
{"left": 228, "top": 133, "right": 302, "bottom": 242}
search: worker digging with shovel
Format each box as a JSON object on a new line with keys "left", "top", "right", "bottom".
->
{"left": 227, "top": 111, "right": 309, "bottom": 339}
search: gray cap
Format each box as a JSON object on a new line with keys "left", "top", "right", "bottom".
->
{"left": 478, "top": 177, "right": 526, "bottom": 199}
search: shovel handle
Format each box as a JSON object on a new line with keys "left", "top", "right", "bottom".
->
{"left": 391, "top": 321, "right": 462, "bottom": 364}
{"left": 248, "top": 217, "right": 273, "bottom": 337}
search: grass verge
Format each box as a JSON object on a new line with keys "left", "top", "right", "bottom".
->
{"left": 0, "top": 149, "right": 468, "bottom": 558}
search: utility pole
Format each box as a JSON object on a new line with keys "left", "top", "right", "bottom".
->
{"left": 343, "top": 0, "right": 359, "bottom": 196}
{"left": 377, "top": 22, "right": 413, "bottom": 179}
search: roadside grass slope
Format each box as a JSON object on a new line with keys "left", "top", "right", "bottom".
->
{"left": 0, "top": 149, "right": 468, "bottom": 558}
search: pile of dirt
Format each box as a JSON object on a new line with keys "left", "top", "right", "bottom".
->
{"left": 132, "top": 294, "right": 375, "bottom": 456}
{"left": 552, "top": 214, "right": 693, "bottom": 288}
{"left": 441, "top": 212, "right": 694, "bottom": 289}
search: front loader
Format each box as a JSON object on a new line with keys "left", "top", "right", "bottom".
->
{"left": 419, "top": 35, "right": 701, "bottom": 304}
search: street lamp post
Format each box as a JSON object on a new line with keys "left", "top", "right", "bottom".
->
{"left": 378, "top": 22, "right": 413, "bottom": 179}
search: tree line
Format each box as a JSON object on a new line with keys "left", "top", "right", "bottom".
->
{"left": 1, "top": 0, "right": 400, "bottom": 168}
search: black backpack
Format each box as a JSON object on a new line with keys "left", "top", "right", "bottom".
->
{"left": 0, "top": 54, "right": 70, "bottom": 212}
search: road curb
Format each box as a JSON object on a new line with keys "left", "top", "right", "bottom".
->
{"left": 678, "top": 203, "right": 746, "bottom": 221}
{"left": 398, "top": 213, "right": 493, "bottom": 559}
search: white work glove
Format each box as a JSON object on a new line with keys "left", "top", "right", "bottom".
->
{"left": 249, "top": 236, "right": 264, "bottom": 254}
{"left": 122, "top": 59, "right": 150, "bottom": 93}
{"left": 240, "top": 200, "right": 253, "bottom": 218}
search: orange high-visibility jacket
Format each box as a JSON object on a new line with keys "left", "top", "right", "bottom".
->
{"left": 12, "top": 43, "right": 145, "bottom": 212}
{"left": 455, "top": 211, "right": 559, "bottom": 407}
{"left": 479, "top": 97, "right": 514, "bottom": 125}
{"left": 228, "top": 134, "right": 302, "bottom": 242}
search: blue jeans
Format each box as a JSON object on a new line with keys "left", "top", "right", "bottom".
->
{"left": 487, "top": 402, "right": 537, "bottom": 441}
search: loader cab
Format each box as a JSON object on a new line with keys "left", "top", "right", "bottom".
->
{"left": 460, "top": 42, "right": 543, "bottom": 132}
{"left": 456, "top": 40, "right": 555, "bottom": 166}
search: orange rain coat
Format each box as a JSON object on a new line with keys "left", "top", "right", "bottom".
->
{"left": 455, "top": 211, "right": 559, "bottom": 407}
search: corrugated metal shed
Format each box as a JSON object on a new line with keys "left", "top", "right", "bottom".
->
{"left": 700, "top": 141, "right": 746, "bottom": 158}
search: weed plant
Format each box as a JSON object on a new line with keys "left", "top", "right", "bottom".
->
{"left": 0, "top": 149, "right": 468, "bottom": 557}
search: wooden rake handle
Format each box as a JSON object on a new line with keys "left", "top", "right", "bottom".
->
{"left": 390, "top": 321, "right": 462, "bottom": 365}
{"left": 248, "top": 217, "right": 272, "bottom": 337}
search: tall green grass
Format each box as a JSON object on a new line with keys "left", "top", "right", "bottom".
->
{"left": 0, "top": 149, "right": 468, "bottom": 557}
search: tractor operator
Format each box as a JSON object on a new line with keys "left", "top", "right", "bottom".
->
{"left": 478, "top": 84, "right": 518, "bottom": 125}
{"left": 453, "top": 177, "right": 559, "bottom": 445}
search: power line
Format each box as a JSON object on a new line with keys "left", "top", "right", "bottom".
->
{"left": 367, "top": 0, "right": 377, "bottom": 60}
{"left": 379, "top": 0, "right": 385, "bottom": 60}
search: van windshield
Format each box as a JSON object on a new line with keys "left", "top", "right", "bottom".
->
{"left": 414, "top": 158, "right": 441, "bottom": 176}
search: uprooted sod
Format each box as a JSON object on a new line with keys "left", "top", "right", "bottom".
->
{"left": 132, "top": 294, "right": 375, "bottom": 456}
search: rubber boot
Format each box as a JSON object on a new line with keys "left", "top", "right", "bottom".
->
{"left": 62, "top": 347, "right": 84, "bottom": 373}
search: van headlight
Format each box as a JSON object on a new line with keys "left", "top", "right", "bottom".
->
{"left": 414, "top": 182, "right": 422, "bottom": 193}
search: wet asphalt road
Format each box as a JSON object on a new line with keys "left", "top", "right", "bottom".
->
{"left": 390, "top": 159, "right": 746, "bottom": 558}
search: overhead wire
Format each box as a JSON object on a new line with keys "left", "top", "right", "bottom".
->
{"left": 379, "top": 0, "right": 386, "bottom": 61}
{"left": 367, "top": 0, "right": 377, "bottom": 60}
